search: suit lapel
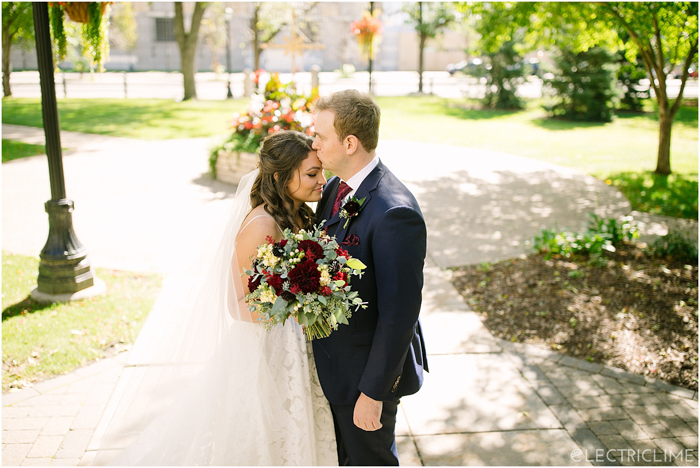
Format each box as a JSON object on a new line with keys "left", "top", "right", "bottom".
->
{"left": 317, "top": 177, "right": 339, "bottom": 227}
{"left": 326, "top": 161, "right": 387, "bottom": 241}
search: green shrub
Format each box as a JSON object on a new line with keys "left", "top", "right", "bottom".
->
{"left": 481, "top": 40, "right": 526, "bottom": 110}
{"left": 534, "top": 213, "right": 639, "bottom": 264}
{"left": 649, "top": 229, "right": 698, "bottom": 264}
{"left": 616, "top": 52, "right": 649, "bottom": 113}
{"left": 543, "top": 47, "right": 619, "bottom": 122}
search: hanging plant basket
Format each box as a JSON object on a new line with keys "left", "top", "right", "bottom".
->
{"left": 49, "top": 2, "right": 112, "bottom": 71}
{"left": 350, "top": 11, "right": 383, "bottom": 60}
{"left": 63, "top": 2, "right": 108, "bottom": 23}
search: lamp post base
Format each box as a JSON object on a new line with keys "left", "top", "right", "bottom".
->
{"left": 226, "top": 73, "right": 233, "bottom": 99}
{"left": 37, "top": 199, "right": 96, "bottom": 295}
{"left": 31, "top": 278, "right": 106, "bottom": 303}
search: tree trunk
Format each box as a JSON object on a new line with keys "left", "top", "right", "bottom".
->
{"left": 174, "top": 2, "right": 207, "bottom": 101}
{"left": 2, "top": 29, "right": 13, "bottom": 97}
{"left": 656, "top": 97, "right": 672, "bottom": 175}
{"left": 252, "top": 4, "right": 260, "bottom": 70}
{"left": 651, "top": 65, "right": 672, "bottom": 175}
{"left": 181, "top": 44, "right": 197, "bottom": 101}
{"left": 418, "top": 34, "right": 426, "bottom": 93}
{"left": 417, "top": 2, "right": 424, "bottom": 93}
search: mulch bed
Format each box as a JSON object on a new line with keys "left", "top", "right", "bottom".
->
{"left": 450, "top": 243, "right": 698, "bottom": 391}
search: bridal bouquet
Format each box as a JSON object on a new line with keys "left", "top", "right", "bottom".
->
{"left": 245, "top": 224, "right": 367, "bottom": 341}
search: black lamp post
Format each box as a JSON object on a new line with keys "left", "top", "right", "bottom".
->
{"left": 225, "top": 7, "right": 233, "bottom": 99}
{"left": 31, "top": 2, "right": 100, "bottom": 300}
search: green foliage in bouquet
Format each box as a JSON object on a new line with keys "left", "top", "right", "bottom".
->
{"left": 209, "top": 72, "right": 319, "bottom": 177}
{"left": 245, "top": 223, "right": 367, "bottom": 341}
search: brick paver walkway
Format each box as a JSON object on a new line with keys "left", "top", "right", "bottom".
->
{"left": 498, "top": 341, "right": 698, "bottom": 466}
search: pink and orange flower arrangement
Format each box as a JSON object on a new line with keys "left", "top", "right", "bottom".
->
{"left": 210, "top": 71, "right": 319, "bottom": 176}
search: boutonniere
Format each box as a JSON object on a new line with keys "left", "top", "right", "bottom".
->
{"left": 339, "top": 196, "right": 366, "bottom": 229}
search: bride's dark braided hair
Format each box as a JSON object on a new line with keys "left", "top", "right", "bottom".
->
{"left": 250, "top": 131, "right": 316, "bottom": 231}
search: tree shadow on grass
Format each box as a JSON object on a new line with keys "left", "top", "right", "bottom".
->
{"left": 2, "top": 296, "right": 56, "bottom": 321}
{"left": 606, "top": 171, "right": 698, "bottom": 219}
{"left": 442, "top": 103, "right": 524, "bottom": 121}
{"left": 530, "top": 115, "right": 609, "bottom": 131}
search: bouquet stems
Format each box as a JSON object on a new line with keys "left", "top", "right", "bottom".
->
{"left": 304, "top": 317, "right": 333, "bottom": 341}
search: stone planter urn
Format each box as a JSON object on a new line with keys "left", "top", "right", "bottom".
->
{"left": 215, "top": 150, "right": 259, "bottom": 185}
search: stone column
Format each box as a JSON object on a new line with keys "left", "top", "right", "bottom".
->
{"left": 311, "top": 64, "right": 321, "bottom": 90}
{"left": 243, "top": 68, "right": 253, "bottom": 97}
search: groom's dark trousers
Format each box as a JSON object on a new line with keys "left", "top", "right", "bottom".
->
{"left": 313, "top": 161, "right": 429, "bottom": 466}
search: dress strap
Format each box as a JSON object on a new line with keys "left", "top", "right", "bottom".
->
{"left": 239, "top": 214, "right": 283, "bottom": 235}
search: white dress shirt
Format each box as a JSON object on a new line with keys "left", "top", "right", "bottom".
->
{"left": 341, "top": 155, "right": 379, "bottom": 202}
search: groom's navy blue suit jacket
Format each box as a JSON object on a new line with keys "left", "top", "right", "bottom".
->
{"left": 313, "top": 160, "right": 429, "bottom": 406}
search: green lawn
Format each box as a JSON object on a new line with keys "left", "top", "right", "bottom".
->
{"left": 2, "top": 140, "right": 47, "bottom": 163}
{"left": 376, "top": 97, "right": 698, "bottom": 178}
{"left": 4, "top": 96, "right": 695, "bottom": 176}
{"left": 3, "top": 95, "right": 697, "bottom": 217}
{"left": 1, "top": 98, "right": 247, "bottom": 140}
{"left": 2, "top": 252, "right": 162, "bottom": 392}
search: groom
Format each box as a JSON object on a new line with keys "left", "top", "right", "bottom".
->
{"left": 311, "top": 89, "right": 429, "bottom": 466}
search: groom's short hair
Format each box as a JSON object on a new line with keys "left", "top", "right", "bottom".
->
{"left": 315, "top": 89, "right": 380, "bottom": 152}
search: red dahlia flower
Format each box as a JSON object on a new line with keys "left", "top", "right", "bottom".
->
{"left": 298, "top": 240, "right": 324, "bottom": 262}
{"left": 281, "top": 291, "right": 296, "bottom": 302}
{"left": 248, "top": 274, "right": 261, "bottom": 292}
{"left": 288, "top": 259, "right": 321, "bottom": 294}
{"left": 265, "top": 273, "right": 285, "bottom": 296}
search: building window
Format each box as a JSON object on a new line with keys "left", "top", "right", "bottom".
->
{"left": 155, "top": 18, "right": 175, "bottom": 42}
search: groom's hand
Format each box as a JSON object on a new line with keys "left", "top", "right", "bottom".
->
{"left": 353, "top": 392, "right": 383, "bottom": 431}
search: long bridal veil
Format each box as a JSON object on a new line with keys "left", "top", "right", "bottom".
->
{"left": 96, "top": 170, "right": 336, "bottom": 465}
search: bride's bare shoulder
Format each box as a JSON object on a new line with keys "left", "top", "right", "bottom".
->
{"left": 237, "top": 205, "right": 277, "bottom": 243}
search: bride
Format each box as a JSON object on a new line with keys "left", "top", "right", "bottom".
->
{"left": 98, "top": 131, "right": 337, "bottom": 465}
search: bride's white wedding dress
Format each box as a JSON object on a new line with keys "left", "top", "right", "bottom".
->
{"left": 98, "top": 171, "right": 337, "bottom": 465}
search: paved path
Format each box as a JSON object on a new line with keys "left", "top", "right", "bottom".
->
{"left": 2, "top": 125, "right": 698, "bottom": 466}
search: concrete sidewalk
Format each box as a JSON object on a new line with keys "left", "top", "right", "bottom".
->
{"left": 2, "top": 125, "right": 698, "bottom": 466}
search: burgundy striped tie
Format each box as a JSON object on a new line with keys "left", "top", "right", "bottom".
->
{"left": 331, "top": 181, "right": 352, "bottom": 218}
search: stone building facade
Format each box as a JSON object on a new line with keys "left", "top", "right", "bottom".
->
{"left": 12, "top": 2, "right": 468, "bottom": 73}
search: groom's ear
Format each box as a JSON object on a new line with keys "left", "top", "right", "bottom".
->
{"left": 344, "top": 135, "right": 359, "bottom": 155}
